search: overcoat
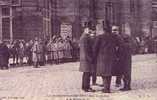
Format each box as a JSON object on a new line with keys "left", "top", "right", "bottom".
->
{"left": 93, "top": 33, "right": 121, "bottom": 76}
{"left": 0, "top": 43, "right": 10, "bottom": 66}
{"left": 115, "top": 34, "right": 132, "bottom": 76}
{"left": 79, "top": 33, "right": 95, "bottom": 73}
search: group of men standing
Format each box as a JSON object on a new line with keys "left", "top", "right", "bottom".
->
{"left": 79, "top": 26, "right": 132, "bottom": 93}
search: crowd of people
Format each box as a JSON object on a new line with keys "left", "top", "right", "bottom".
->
{"left": 0, "top": 35, "right": 79, "bottom": 69}
{"left": 79, "top": 26, "right": 132, "bottom": 93}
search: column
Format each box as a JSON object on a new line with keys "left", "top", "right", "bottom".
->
{"left": 0, "top": 7, "right": 2, "bottom": 41}
{"left": 121, "top": 0, "right": 131, "bottom": 35}
{"left": 49, "top": 0, "right": 52, "bottom": 37}
{"left": 10, "top": 7, "right": 13, "bottom": 41}
{"left": 140, "top": 0, "right": 152, "bottom": 36}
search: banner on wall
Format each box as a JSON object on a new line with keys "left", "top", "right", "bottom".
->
{"left": 60, "top": 23, "right": 72, "bottom": 40}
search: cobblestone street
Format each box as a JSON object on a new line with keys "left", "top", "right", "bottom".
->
{"left": 0, "top": 54, "right": 157, "bottom": 100}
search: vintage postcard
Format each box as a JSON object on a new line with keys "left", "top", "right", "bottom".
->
{"left": 0, "top": 0, "right": 157, "bottom": 100}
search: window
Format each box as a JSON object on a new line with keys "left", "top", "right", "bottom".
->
{"left": 12, "top": 0, "right": 21, "bottom": 6}
{"left": 2, "top": 6, "right": 10, "bottom": 16}
{"left": 2, "top": 18, "right": 10, "bottom": 39}
{"left": 153, "top": 21, "right": 157, "bottom": 28}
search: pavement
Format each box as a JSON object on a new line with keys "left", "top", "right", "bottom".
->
{"left": 0, "top": 54, "right": 157, "bottom": 100}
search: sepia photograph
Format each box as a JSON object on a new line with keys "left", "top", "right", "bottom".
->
{"left": 0, "top": 0, "right": 157, "bottom": 100}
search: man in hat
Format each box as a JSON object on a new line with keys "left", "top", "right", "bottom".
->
{"left": 79, "top": 27, "right": 95, "bottom": 92}
{"left": 93, "top": 24, "right": 122, "bottom": 93}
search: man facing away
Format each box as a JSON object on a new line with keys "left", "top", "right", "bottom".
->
{"left": 93, "top": 26, "right": 121, "bottom": 93}
{"left": 79, "top": 27, "right": 96, "bottom": 92}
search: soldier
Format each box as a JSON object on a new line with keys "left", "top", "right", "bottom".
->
{"left": 79, "top": 27, "right": 95, "bottom": 92}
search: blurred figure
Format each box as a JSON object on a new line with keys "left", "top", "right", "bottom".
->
{"left": 64, "top": 36, "right": 73, "bottom": 62}
{"left": 46, "top": 40, "right": 53, "bottom": 64}
{"left": 0, "top": 41, "right": 10, "bottom": 69}
{"left": 19, "top": 41, "right": 25, "bottom": 66}
{"left": 58, "top": 39, "right": 64, "bottom": 63}
{"left": 70, "top": 38, "right": 80, "bottom": 62}
{"left": 38, "top": 39, "right": 46, "bottom": 66}
{"left": 0, "top": 40, "right": 3, "bottom": 69}
{"left": 25, "top": 40, "right": 33, "bottom": 65}
{"left": 52, "top": 39, "right": 59, "bottom": 64}
{"left": 32, "top": 38, "right": 40, "bottom": 68}
{"left": 11, "top": 40, "right": 20, "bottom": 66}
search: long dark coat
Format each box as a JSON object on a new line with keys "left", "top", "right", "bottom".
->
{"left": 93, "top": 33, "right": 122, "bottom": 76}
{"left": 114, "top": 34, "right": 132, "bottom": 76}
{"left": 0, "top": 43, "right": 3, "bottom": 67}
{"left": 79, "top": 33, "right": 95, "bottom": 73}
{"left": 0, "top": 43, "right": 10, "bottom": 67}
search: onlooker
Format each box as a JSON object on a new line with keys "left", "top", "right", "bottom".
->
{"left": 11, "top": 40, "right": 20, "bottom": 66}
{"left": 0, "top": 41, "right": 10, "bottom": 69}
{"left": 0, "top": 40, "right": 3, "bottom": 69}
{"left": 32, "top": 38, "right": 40, "bottom": 68}
{"left": 19, "top": 41, "right": 25, "bottom": 66}
{"left": 38, "top": 39, "right": 45, "bottom": 66}
{"left": 25, "top": 40, "right": 33, "bottom": 65}
{"left": 70, "top": 38, "right": 80, "bottom": 62}
{"left": 58, "top": 39, "right": 64, "bottom": 63}
{"left": 64, "top": 37, "right": 72, "bottom": 62}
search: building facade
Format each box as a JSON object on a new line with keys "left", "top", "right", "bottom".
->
{"left": 0, "top": 0, "right": 157, "bottom": 41}
{"left": 0, "top": 0, "right": 58, "bottom": 41}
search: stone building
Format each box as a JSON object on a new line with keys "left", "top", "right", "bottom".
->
{"left": 0, "top": 0, "right": 58, "bottom": 41}
{"left": 0, "top": 0, "right": 157, "bottom": 41}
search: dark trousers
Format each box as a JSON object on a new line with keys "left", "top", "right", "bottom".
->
{"left": 34, "top": 61, "right": 39, "bottom": 68}
{"left": 102, "top": 76, "right": 112, "bottom": 92}
{"left": 116, "top": 74, "right": 131, "bottom": 89}
{"left": 27, "top": 53, "right": 33, "bottom": 65}
{"left": 82, "top": 72, "right": 91, "bottom": 90}
{"left": 123, "top": 74, "right": 131, "bottom": 89}
{"left": 91, "top": 72, "right": 97, "bottom": 84}
{"left": 116, "top": 76, "right": 122, "bottom": 85}
{"left": 0, "top": 57, "right": 9, "bottom": 69}
{"left": 13, "top": 54, "right": 19, "bottom": 64}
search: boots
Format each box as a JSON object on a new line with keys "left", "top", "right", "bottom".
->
{"left": 102, "top": 76, "right": 111, "bottom": 93}
{"left": 120, "top": 75, "right": 131, "bottom": 91}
